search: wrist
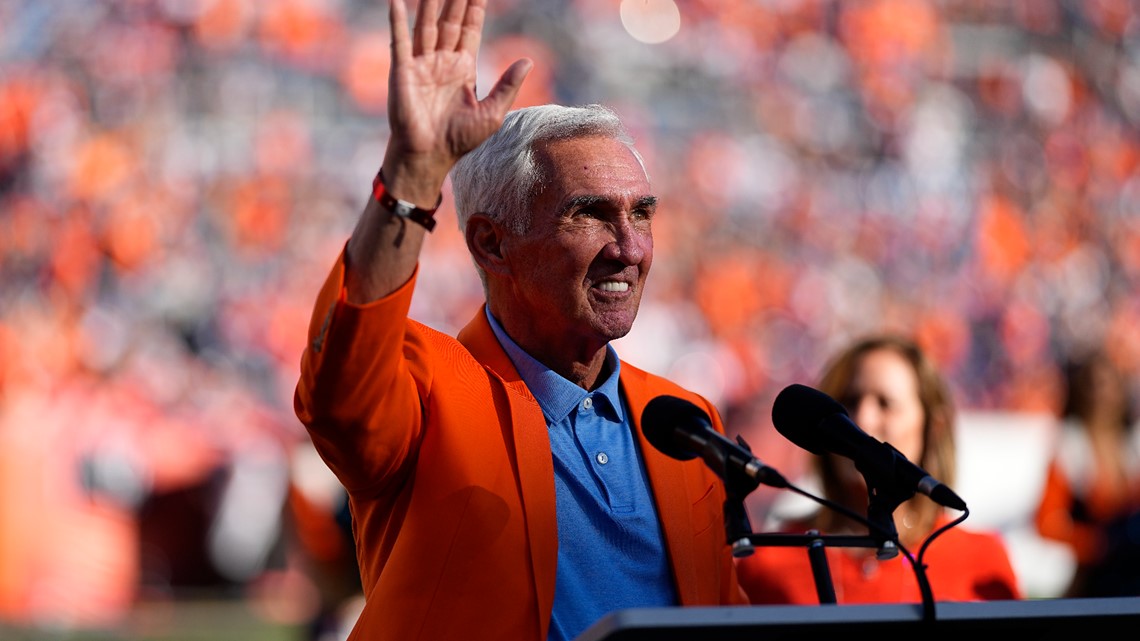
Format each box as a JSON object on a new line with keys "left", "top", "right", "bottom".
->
{"left": 372, "top": 170, "right": 441, "bottom": 232}
{"left": 378, "top": 150, "right": 453, "bottom": 204}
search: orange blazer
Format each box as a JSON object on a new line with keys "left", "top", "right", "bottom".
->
{"left": 295, "top": 255, "right": 747, "bottom": 641}
{"left": 736, "top": 516, "right": 1021, "bottom": 605}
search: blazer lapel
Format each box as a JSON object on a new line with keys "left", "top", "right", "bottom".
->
{"left": 621, "top": 368, "right": 701, "bottom": 604}
{"left": 457, "top": 306, "right": 558, "bottom": 637}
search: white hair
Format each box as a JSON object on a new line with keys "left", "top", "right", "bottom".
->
{"left": 450, "top": 103, "right": 646, "bottom": 235}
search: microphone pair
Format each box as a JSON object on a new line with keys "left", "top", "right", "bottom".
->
{"left": 642, "top": 384, "right": 966, "bottom": 511}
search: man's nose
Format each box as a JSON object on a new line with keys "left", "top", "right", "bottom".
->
{"left": 603, "top": 218, "right": 648, "bottom": 264}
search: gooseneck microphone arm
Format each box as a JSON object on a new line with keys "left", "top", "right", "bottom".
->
{"left": 640, "top": 391, "right": 965, "bottom": 623}
{"left": 640, "top": 394, "right": 916, "bottom": 608}
{"left": 641, "top": 395, "right": 789, "bottom": 558}
{"left": 768, "top": 383, "right": 975, "bottom": 623}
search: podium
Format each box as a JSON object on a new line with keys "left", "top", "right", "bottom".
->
{"left": 574, "top": 597, "right": 1140, "bottom": 640}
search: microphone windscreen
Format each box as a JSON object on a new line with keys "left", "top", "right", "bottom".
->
{"left": 641, "top": 395, "right": 708, "bottom": 461}
{"left": 771, "top": 384, "right": 848, "bottom": 455}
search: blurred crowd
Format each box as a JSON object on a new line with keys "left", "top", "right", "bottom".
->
{"left": 3, "top": 0, "right": 1140, "bottom": 634}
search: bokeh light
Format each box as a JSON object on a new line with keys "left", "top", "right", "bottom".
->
{"left": 620, "top": 0, "right": 682, "bottom": 44}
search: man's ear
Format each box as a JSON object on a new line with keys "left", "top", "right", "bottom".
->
{"left": 466, "top": 213, "right": 510, "bottom": 276}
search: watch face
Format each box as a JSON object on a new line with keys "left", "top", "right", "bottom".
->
{"left": 393, "top": 200, "right": 416, "bottom": 218}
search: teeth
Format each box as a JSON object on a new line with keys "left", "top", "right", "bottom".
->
{"left": 599, "top": 281, "right": 629, "bottom": 292}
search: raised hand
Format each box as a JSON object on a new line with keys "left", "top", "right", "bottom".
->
{"left": 384, "top": 0, "right": 532, "bottom": 193}
{"left": 346, "top": 0, "right": 530, "bottom": 304}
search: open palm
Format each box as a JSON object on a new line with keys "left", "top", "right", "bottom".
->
{"left": 387, "top": 0, "right": 531, "bottom": 167}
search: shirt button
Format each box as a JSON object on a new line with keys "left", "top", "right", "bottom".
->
{"left": 596, "top": 452, "right": 609, "bottom": 465}
{"left": 582, "top": 397, "right": 593, "bottom": 410}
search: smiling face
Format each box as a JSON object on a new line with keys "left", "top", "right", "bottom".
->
{"left": 493, "top": 135, "right": 655, "bottom": 378}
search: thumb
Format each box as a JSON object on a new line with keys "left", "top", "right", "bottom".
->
{"left": 482, "top": 58, "right": 533, "bottom": 113}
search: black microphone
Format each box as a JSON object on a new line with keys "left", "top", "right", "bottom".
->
{"left": 771, "top": 383, "right": 967, "bottom": 511}
{"left": 642, "top": 395, "right": 788, "bottom": 489}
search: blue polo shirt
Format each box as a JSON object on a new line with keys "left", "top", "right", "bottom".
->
{"left": 485, "top": 309, "right": 678, "bottom": 641}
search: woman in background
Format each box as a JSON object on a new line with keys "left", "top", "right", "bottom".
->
{"left": 1034, "top": 348, "right": 1140, "bottom": 597}
{"left": 737, "top": 335, "right": 1021, "bottom": 604}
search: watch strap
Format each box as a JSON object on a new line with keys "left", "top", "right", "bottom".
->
{"left": 371, "top": 171, "right": 440, "bottom": 232}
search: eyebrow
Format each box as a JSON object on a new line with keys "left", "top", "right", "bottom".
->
{"left": 558, "top": 194, "right": 658, "bottom": 216}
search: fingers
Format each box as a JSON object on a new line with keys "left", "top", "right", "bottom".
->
{"left": 409, "top": 0, "right": 479, "bottom": 55}
{"left": 456, "top": 0, "right": 487, "bottom": 57}
{"left": 435, "top": 0, "right": 469, "bottom": 52}
{"left": 413, "top": 0, "right": 441, "bottom": 55}
{"left": 482, "top": 58, "right": 533, "bottom": 114}
{"left": 390, "top": 0, "right": 413, "bottom": 66}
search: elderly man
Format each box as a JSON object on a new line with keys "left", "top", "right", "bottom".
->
{"left": 293, "top": 1, "right": 747, "bottom": 639}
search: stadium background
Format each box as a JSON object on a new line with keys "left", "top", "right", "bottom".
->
{"left": 2, "top": 0, "right": 1138, "bottom": 638}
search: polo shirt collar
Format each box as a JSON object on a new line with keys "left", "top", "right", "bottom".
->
{"left": 484, "top": 307, "right": 624, "bottom": 424}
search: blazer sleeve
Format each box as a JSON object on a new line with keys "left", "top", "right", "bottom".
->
{"left": 293, "top": 251, "right": 431, "bottom": 495}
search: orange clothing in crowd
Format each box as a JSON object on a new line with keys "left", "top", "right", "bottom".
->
{"left": 737, "top": 516, "right": 1021, "bottom": 605}
{"left": 1033, "top": 417, "right": 1140, "bottom": 597}
{"left": 1034, "top": 421, "right": 1140, "bottom": 567}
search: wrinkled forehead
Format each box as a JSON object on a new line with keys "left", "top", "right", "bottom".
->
{"left": 532, "top": 135, "right": 651, "bottom": 199}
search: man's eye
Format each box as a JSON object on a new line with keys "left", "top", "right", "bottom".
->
{"left": 632, "top": 207, "right": 653, "bottom": 220}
